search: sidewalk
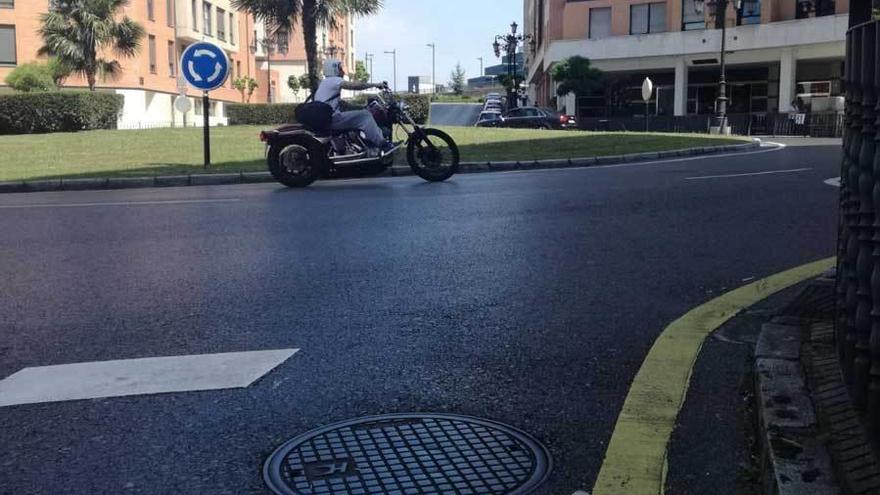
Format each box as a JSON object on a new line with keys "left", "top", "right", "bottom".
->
{"left": 664, "top": 272, "right": 877, "bottom": 495}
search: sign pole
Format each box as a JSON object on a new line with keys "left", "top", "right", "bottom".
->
{"left": 202, "top": 92, "right": 210, "bottom": 169}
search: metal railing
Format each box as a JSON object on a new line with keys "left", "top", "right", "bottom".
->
{"left": 836, "top": 19, "right": 880, "bottom": 439}
{"left": 575, "top": 111, "right": 843, "bottom": 137}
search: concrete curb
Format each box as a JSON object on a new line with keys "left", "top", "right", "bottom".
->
{"left": 0, "top": 140, "right": 759, "bottom": 194}
{"left": 754, "top": 298, "right": 838, "bottom": 494}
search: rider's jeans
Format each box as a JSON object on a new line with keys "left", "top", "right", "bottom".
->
{"left": 332, "top": 110, "right": 385, "bottom": 147}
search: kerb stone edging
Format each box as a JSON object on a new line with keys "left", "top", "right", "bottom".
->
{"left": 0, "top": 140, "right": 759, "bottom": 193}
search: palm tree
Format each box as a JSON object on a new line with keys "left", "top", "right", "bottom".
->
{"left": 233, "top": 0, "right": 382, "bottom": 92}
{"left": 38, "top": 0, "right": 145, "bottom": 91}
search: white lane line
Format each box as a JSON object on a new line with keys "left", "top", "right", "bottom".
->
{"left": 825, "top": 177, "right": 841, "bottom": 187}
{"left": 684, "top": 167, "right": 811, "bottom": 180}
{"left": 0, "top": 348, "right": 298, "bottom": 407}
{"left": 0, "top": 198, "right": 241, "bottom": 209}
{"left": 492, "top": 141, "right": 787, "bottom": 176}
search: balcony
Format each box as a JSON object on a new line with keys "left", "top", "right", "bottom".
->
{"left": 544, "top": 13, "right": 847, "bottom": 68}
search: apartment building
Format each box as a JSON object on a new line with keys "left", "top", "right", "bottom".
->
{"left": 0, "top": 1, "right": 355, "bottom": 127}
{"left": 524, "top": 0, "right": 847, "bottom": 119}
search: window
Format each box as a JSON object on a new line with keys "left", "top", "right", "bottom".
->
{"left": 167, "top": 41, "right": 176, "bottom": 76}
{"left": 738, "top": 0, "right": 760, "bottom": 24}
{"left": 229, "top": 13, "right": 234, "bottom": 44}
{"left": 147, "top": 0, "right": 154, "bottom": 21}
{"left": 589, "top": 7, "right": 611, "bottom": 40}
{"left": 203, "top": 2, "right": 212, "bottom": 36}
{"left": 682, "top": 0, "right": 705, "bottom": 30}
{"left": 630, "top": 3, "right": 666, "bottom": 35}
{"left": 216, "top": 8, "right": 225, "bottom": 40}
{"left": 191, "top": 0, "right": 198, "bottom": 31}
{"left": 0, "top": 25, "right": 15, "bottom": 65}
{"left": 166, "top": 0, "right": 174, "bottom": 26}
{"left": 236, "top": 60, "right": 241, "bottom": 79}
{"left": 0, "top": 0, "right": 13, "bottom": 9}
{"left": 148, "top": 35, "right": 157, "bottom": 73}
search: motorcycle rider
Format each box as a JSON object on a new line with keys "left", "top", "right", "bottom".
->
{"left": 315, "top": 58, "right": 396, "bottom": 156}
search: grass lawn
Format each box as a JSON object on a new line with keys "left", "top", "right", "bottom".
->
{"left": 0, "top": 125, "right": 745, "bottom": 182}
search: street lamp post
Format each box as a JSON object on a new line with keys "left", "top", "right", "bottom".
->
{"left": 493, "top": 22, "right": 530, "bottom": 109}
{"left": 477, "top": 57, "right": 483, "bottom": 76}
{"left": 250, "top": 32, "right": 289, "bottom": 103}
{"left": 708, "top": 0, "right": 734, "bottom": 134}
{"left": 365, "top": 53, "right": 374, "bottom": 83}
{"left": 384, "top": 49, "right": 397, "bottom": 92}
{"left": 426, "top": 43, "right": 436, "bottom": 95}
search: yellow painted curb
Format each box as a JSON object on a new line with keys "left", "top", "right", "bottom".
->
{"left": 591, "top": 257, "right": 835, "bottom": 495}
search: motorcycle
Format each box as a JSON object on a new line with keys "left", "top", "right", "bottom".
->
{"left": 259, "top": 87, "right": 459, "bottom": 188}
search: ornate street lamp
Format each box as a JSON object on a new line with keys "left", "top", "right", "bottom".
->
{"left": 493, "top": 22, "right": 531, "bottom": 109}
{"left": 250, "top": 31, "right": 289, "bottom": 103}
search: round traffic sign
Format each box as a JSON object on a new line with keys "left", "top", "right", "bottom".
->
{"left": 180, "top": 42, "right": 230, "bottom": 92}
{"left": 174, "top": 95, "right": 192, "bottom": 113}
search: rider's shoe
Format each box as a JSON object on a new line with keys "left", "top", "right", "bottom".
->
{"left": 381, "top": 141, "right": 402, "bottom": 156}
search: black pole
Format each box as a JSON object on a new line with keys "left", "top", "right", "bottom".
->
{"left": 646, "top": 101, "right": 649, "bottom": 132}
{"left": 203, "top": 92, "right": 210, "bottom": 169}
{"left": 267, "top": 50, "right": 272, "bottom": 103}
{"left": 714, "top": 0, "right": 728, "bottom": 132}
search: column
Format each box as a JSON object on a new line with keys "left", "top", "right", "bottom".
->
{"left": 778, "top": 48, "right": 797, "bottom": 113}
{"left": 674, "top": 57, "right": 688, "bottom": 116}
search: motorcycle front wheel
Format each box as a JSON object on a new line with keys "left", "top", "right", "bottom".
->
{"left": 406, "top": 128, "right": 460, "bottom": 182}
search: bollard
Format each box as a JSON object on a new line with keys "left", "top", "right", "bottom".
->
{"left": 854, "top": 23, "right": 876, "bottom": 410}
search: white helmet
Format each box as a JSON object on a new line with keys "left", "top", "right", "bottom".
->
{"left": 323, "top": 58, "right": 343, "bottom": 77}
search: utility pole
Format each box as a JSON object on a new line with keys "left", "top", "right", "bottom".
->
{"left": 426, "top": 43, "right": 436, "bottom": 94}
{"left": 477, "top": 56, "right": 483, "bottom": 76}
{"left": 384, "top": 49, "right": 397, "bottom": 92}
{"left": 365, "top": 53, "right": 374, "bottom": 83}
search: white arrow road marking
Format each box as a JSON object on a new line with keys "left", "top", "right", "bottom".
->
{"left": 0, "top": 349, "right": 299, "bottom": 407}
{"left": 684, "top": 167, "right": 811, "bottom": 180}
{"left": 825, "top": 177, "right": 841, "bottom": 187}
{"left": 207, "top": 62, "right": 223, "bottom": 83}
{"left": 194, "top": 49, "right": 217, "bottom": 58}
{"left": 187, "top": 61, "right": 202, "bottom": 81}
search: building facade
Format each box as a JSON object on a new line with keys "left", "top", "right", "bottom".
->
{"left": 0, "top": 1, "right": 354, "bottom": 127}
{"left": 524, "top": 0, "right": 847, "bottom": 119}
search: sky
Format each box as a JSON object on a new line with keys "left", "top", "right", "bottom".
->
{"left": 355, "top": 0, "right": 523, "bottom": 90}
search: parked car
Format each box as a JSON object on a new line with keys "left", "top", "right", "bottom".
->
{"left": 485, "top": 92, "right": 501, "bottom": 100}
{"left": 484, "top": 98, "right": 502, "bottom": 107}
{"left": 484, "top": 101, "right": 503, "bottom": 113}
{"left": 475, "top": 111, "right": 503, "bottom": 127}
{"left": 495, "top": 106, "right": 577, "bottom": 129}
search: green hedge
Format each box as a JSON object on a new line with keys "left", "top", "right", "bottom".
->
{"left": 0, "top": 92, "right": 123, "bottom": 134}
{"left": 400, "top": 94, "right": 430, "bottom": 125}
{"left": 227, "top": 103, "right": 298, "bottom": 125}
{"left": 227, "top": 95, "right": 429, "bottom": 126}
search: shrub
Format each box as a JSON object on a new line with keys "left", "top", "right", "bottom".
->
{"left": 6, "top": 63, "right": 57, "bottom": 92}
{"left": 400, "top": 94, "right": 430, "bottom": 124}
{"left": 227, "top": 103, "right": 297, "bottom": 125}
{"left": 0, "top": 92, "right": 123, "bottom": 134}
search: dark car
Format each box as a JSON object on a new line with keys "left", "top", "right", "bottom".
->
{"left": 475, "top": 111, "right": 504, "bottom": 127}
{"left": 496, "top": 106, "right": 577, "bottom": 130}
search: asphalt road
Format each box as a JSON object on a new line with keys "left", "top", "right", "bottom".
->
{"left": 429, "top": 103, "right": 483, "bottom": 126}
{"left": 0, "top": 138, "right": 841, "bottom": 494}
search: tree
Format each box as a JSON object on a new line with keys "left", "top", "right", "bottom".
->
{"left": 233, "top": 76, "right": 259, "bottom": 103}
{"left": 298, "top": 73, "right": 311, "bottom": 94}
{"left": 353, "top": 60, "right": 369, "bottom": 83}
{"left": 287, "top": 74, "right": 301, "bottom": 98}
{"left": 233, "top": 0, "right": 383, "bottom": 92}
{"left": 449, "top": 62, "right": 466, "bottom": 95}
{"left": 38, "top": 0, "right": 145, "bottom": 91}
{"left": 6, "top": 63, "right": 57, "bottom": 92}
{"left": 551, "top": 56, "right": 604, "bottom": 100}
{"left": 47, "top": 58, "right": 73, "bottom": 87}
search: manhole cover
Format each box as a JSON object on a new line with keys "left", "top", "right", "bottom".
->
{"left": 263, "top": 413, "right": 551, "bottom": 495}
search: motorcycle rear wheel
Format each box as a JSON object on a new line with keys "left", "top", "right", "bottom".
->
{"left": 268, "top": 141, "right": 320, "bottom": 188}
{"left": 406, "top": 128, "right": 459, "bottom": 182}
